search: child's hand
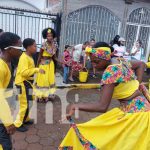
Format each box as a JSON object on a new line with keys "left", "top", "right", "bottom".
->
{"left": 39, "top": 69, "right": 45, "bottom": 74}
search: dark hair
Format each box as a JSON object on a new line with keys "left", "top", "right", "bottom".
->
{"left": 42, "top": 27, "right": 56, "bottom": 39}
{"left": 23, "top": 38, "right": 35, "bottom": 49}
{"left": 137, "top": 40, "right": 142, "bottom": 46}
{"left": 112, "top": 35, "right": 120, "bottom": 46}
{"left": 65, "top": 45, "right": 70, "bottom": 49}
{"left": 83, "top": 41, "right": 90, "bottom": 45}
{"left": 0, "top": 32, "right": 20, "bottom": 51}
{"left": 90, "top": 38, "right": 95, "bottom": 42}
{"left": 0, "top": 29, "right": 3, "bottom": 33}
{"left": 93, "top": 42, "right": 114, "bottom": 52}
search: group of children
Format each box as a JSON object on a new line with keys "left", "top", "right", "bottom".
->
{"left": 62, "top": 39, "right": 97, "bottom": 84}
{"left": 0, "top": 27, "right": 58, "bottom": 149}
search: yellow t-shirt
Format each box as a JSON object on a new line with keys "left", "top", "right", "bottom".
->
{"left": 15, "top": 52, "right": 40, "bottom": 84}
{"left": 0, "top": 59, "right": 13, "bottom": 127}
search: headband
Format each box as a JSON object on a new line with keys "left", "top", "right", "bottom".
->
{"left": 85, "top": 47, "right": 111, "bottom": 60}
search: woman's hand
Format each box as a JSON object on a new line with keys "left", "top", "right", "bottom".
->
{"left": 60, "top": 104, "right": 75, "bottom": 123}
{"left": 66, "top": 104, "right": 75, "bottom": 120}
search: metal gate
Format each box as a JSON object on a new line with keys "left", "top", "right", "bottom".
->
{"left": 0, "top": 6, "right": 60, "bottom": 47}
{"left": 63, "top": 5, "right": 121, "bottom": 47}
{"left": 126, "top": 7, "right": 150, "bottom": 60}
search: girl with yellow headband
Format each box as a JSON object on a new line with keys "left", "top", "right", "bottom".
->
{"left": 35, "top": 28, "right": 58, "bottom": 103}
{"left": 59, "top": 42, "right": 149, "bottom": 150}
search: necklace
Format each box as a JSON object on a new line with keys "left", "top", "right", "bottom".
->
{"left": 45, "top": 41, "right": 55, "bottom": 55}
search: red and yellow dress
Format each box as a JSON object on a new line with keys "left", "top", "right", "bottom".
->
{"left": 59, "top": 61, "right": 150, "bottom": 150}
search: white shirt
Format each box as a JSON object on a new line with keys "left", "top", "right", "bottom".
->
{"left": 73, "top": 44, "right": 83, "bottom": 62}
{"left": 131, "top": 46, "right": 144, "bottom": 60}
{"left": 113, "top": 44, "right": 126, "bottom": 57}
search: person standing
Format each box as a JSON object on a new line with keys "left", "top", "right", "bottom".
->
{"left": 69, "top": 41, "right": 89, "bottom": 81}
{"left": 14, "top": 38, "right": 45, "bottom": 132}
{"left": 0, "top": 32, "right": 22, "bottom": 150}
{"left": 131, "top": 40, "right": 144, "bottom": 61}
{"left": 63, "top": 45, "right": 72, "bottom": 84}
{"left": 36, "top": 28, "right": 58, "bottom": 103}
{"left": 89, "top": 39, "right": 97, "bottom": 78}
{"left": 112, "top": 37, "right": 127, "bottom": 57}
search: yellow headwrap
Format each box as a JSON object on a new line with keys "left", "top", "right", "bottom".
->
{"left": 85, "top": 47, "right": 111, "bottom": 60}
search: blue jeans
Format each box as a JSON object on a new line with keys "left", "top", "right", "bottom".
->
{"left": 63, "top": 66, "right": 70, "bottom": 83}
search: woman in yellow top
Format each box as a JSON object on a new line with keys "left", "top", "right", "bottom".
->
{"left": 59, "top": 42, "right": 149, "bottom": 150}
{"left": 36, "top": 28, "right": 58, "bottom": 103}
{"left": 0, "top": 32, "right": 22, "bottom": 150}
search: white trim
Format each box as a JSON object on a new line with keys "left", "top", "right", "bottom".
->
{"left": 146, "top": 33, "right": 150, "bottom": 61}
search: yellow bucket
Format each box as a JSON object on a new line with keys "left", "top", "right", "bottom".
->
{"left": 79, "top": 69, "right": 88, "bottom": 83}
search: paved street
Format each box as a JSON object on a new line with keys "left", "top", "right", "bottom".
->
{"left": 12, "top": 88, "right": 120, "bottom": 150}
{"left": 12, "top": 72, "right": 149, "bottom": 150}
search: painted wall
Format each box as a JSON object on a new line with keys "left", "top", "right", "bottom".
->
{"left": 0, "top": 0, "right": 46, "bottom": 10}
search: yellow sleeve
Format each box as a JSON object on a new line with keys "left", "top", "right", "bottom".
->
{"left": 0, "top": 73, "right": 13, "bottom": 127}
{"left": 21, "top": 67, "right": 40, "bottom": 77}
{"left": 146, "top": 62, "right": 150, "bottom": 68}
{"left": 19, "top": 56, "right": 40, "bottom": 78}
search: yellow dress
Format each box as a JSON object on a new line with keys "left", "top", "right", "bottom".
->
{"left": 35, "top": 45, "right": 55, "bottom": 98}
{"left": 59, "top": 63, "right": 150, "bottom": 150}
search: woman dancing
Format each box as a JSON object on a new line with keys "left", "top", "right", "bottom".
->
{"left": 59, "top": 42, "right": 149, "bottom": 150}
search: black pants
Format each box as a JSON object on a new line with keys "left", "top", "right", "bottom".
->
{"left": 0, "top": 124, "right": 12, "bottom": 150}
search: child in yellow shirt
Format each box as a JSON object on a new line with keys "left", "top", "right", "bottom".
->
{"left": 14, "top": 38, "right": 44, "bottom": 132}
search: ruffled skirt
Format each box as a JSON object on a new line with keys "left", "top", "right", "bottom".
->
{"left": 59, "top": 95, "right": 150, "bottom": 150}
{"left": 35, "top": 60, "right": 55, "bottom": 98}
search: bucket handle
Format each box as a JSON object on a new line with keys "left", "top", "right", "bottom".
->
{"left": 81, "top": 67, "right": 88, "bottom": 72}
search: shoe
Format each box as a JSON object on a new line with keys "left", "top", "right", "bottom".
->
{"left": 68, "top": 78, "right": 74, "bottom": 82}
{"left": 16, "top": 125, "right": 28, "bottom": 132}
{"left": 48, "top": 94, "right": 56, "bottom": 100}
{"left": 92, "top": 74, "right": 98, "bottom": 78}
{"left": 24, "top": 119, "right": 34, "bottom": 125}
{"left": 63, "top": 81, "right": 68, "bottom": 84}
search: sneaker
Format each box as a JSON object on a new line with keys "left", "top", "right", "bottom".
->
{"left": 16, "top": 125, "right": 28, "bottom": 132}
{"left": 24, "top": 119, "right": 34, "bottom": 125}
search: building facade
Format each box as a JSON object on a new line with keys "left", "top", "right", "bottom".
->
{"left": 0, "top": 0, "right": 58, "bottom": 48}
{"left": 58, "top": 0, "right": 150, "bottom": 60}
{"left": 0, "top": 0, "right": 150, "bottom": 59}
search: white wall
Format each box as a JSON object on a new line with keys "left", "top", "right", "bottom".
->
{"left": 0, "top": 0, "right": 46, "bottom": 11}
{"left": 0, "top": 0, "right": 55, "bottom": 51}
{"left": 21, "top": 0, "right": 46, "bottom": 10}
